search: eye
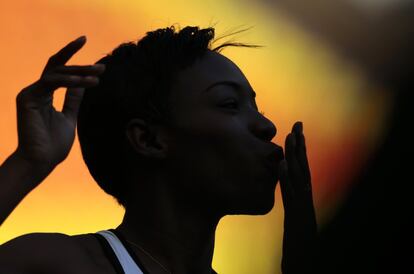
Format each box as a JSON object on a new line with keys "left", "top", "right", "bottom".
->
{"left": 220, "top": 100, "right": 239, "bottom": 109}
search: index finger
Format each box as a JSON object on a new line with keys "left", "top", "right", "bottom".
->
{"left": 44, "top": 36, "right": 87, "bottom": 70}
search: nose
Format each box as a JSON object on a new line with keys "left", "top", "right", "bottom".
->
{"left": 250, "top": 112, "right": 277, "bottom": 142}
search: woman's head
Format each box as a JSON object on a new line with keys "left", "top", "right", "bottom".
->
{"left": 77, "top": 26, "right": 283, "bottom": 215}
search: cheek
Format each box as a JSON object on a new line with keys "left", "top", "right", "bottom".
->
{"left": 166, "top": 126, "right": 275, "bottom": 213}
{"left": 176, "top": 135, "right": 258, "bottom": 194}
{"left": 168, "top": 128, "right": 241, "bottom": 181}
{"left": 167, "top": 112, "right": 260, "bottom": 191}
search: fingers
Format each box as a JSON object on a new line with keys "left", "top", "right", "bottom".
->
{"left": 16, "top": 37, "right": 103, "bottom": 125}
{"left": 285, "top": 130, "right": 305, "bottom": 186}
{"left": 40, "top": 63, "right": 105, "bottom": 90}
{"left": 31, "top": 35, "right": 105, "bottom": 97}
{"left": 292, "top": 121, "right": 311, "bottom": 186}
{"left": 278, "top": 159, "right": 295, "bottom": 208}
{"left": 41, "top": 74, "right": 100, "bottom": 90}
{"left": 62, "top": 88, "right": 85, "bottom": 125}
{"left": 282, "top": 121, "right": 311, "bottom": 198}
{"left": 44, "top": 36, "right": 87, "bottom": 70}
{"left": 54, "top": 64, "right": 105, "bottom": 76}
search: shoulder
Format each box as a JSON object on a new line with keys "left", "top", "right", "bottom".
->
{"left": 0, "top": 232, "right": 75, "bottom": 258}
{"left": 0, "top": 232, "right": 105, "bottom": 274}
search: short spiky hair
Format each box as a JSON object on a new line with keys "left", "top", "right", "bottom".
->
{"left": 77, "top": 26, "right": 258, "bottom": 207}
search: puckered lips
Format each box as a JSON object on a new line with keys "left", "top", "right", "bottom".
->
{"left": 263, "top": 144, "right": 284, "bottom": 183}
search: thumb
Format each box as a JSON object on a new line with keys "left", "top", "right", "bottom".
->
{"left": 62, "top": 87, "right": 85, "bottom": 125}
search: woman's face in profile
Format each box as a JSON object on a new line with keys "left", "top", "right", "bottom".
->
{"left": 165, "top": 51, "right": 283, "bottom": 216}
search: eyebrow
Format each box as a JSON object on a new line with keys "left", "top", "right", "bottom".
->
{"left": 203, "top": 81, "right": 257, "bottom": 99}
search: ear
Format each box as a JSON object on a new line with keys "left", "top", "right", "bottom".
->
{"left": 125, "top": 118, "right": 169, "bottom": 159}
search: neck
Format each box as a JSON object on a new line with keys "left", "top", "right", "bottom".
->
{"left": 116, "top": 180, "right": 221, "bottom": 274}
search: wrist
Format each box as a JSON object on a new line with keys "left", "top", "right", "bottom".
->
{"left": 9, "top": 149, "right": 55, "bottom": 186}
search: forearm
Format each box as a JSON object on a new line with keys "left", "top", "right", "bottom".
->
{"left": 0, "top": 151, "right": 51, "bottom": 225}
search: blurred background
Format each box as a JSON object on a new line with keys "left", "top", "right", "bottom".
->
{"left": 0, "top": 0, "right": 412, "bottom": 273}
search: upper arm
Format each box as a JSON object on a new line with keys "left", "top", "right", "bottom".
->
{"left": 0, "top": 232, "right": 73, "bottom": 274}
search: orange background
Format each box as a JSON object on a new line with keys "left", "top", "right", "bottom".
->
{"left": 0, "top": 1, "right": 391, "bottom": 273}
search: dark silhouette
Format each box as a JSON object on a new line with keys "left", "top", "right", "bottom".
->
{"left": 0, "top": 36, "right": 105, "bottom": 226}
{"left": 0, "top": 26, "right": 317, "bottom": 273}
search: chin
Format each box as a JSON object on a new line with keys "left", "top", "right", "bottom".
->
{"left": 248, "top": 198, "right": 275, "bottom": 215}
{"left": 227, "top": 192, "right": 276, "bottom": 216}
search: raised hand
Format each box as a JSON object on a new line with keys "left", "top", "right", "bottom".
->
{"left": 13, "top": 36, "right": 105, "bottom": 179}
{"left": 0, "top": 36, "right": 104, "bottom": 225}
{"left": 279, "top": 121, "right": 317, "bottom": 274}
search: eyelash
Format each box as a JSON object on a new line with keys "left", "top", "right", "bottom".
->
{"left": 221, "top": 101, "right": 238, "bottom": 109}
{"left": 221, "top": 101, "right": 265, "bottom": 115}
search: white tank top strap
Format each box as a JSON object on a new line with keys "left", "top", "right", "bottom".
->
{"left": 96, "top": 230, "right": 144, "bottom": 274}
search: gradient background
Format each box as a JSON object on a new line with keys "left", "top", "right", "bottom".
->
{"left": 0, "top": 0, "right": 394, "bottom": 273}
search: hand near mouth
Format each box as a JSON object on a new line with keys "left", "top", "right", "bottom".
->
{"left": 279, "top": 121, "right": 318, "bottom": 274}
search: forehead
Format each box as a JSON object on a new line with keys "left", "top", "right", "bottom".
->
{"left": 173, "top": 51, "right": 250, "bottom": 96}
